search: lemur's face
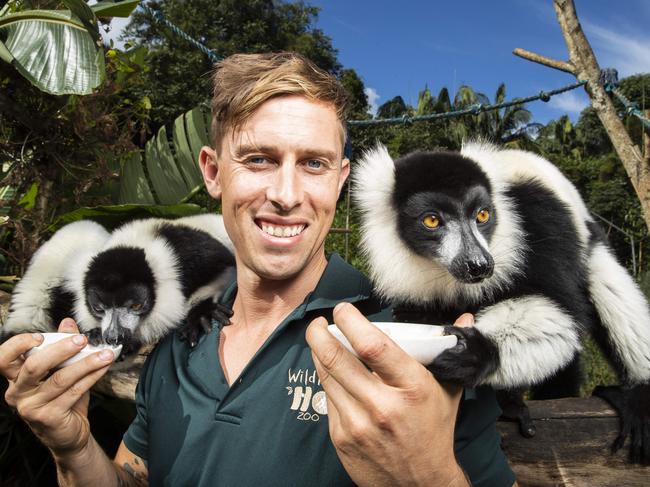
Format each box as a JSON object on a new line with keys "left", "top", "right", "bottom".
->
{"left": 393, "top": 153, "right": 496, "bottom": 284}
{"left": 87, "top": 282, "right": 154, "bottom": 346}
{"left": 84, "top": 247, "right": 155, "bottom": 346}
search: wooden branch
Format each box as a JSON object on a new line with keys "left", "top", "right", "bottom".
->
{"left": 643, "top": 109, "right": 650, "bottom": 165}
{"left": 545, "top": 0, "right": 650, "bottom": 232}
{"left": 512, "top": 48, "right": 575, "bottom": 75}
{"left": 93, "top": 345, "right": 153, "bottom": 401}
{"left": 498, "top": 397, "right": 650, "bottom": 486}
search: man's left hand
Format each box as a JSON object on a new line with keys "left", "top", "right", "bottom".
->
{"left": 306, "top": 303, "right": 470, "bottom": 487}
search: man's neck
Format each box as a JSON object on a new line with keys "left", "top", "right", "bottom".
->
{"left": 231, "top": 252, "right": 328, "bottom": 332}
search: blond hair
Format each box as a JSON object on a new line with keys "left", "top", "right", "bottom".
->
{"left": 210, "top": 52, "right": 348, "bottom": 152}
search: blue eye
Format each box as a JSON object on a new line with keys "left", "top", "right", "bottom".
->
{"left": 306, "top": 160, "right": 322, "bottom": 169}
{"left": 248, "top": 157, "right": 267, "bottom": 165}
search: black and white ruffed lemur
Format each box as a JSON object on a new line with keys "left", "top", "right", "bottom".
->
{"left": 4, "top": 214, "right": 236, "bottom": 364}
{"left": 352, "top": 141, "right": 650, "bottom": 464}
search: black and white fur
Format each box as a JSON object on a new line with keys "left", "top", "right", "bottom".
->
{"left": 5, "top": 220, "right": 110, "bottom": 333}
{"left": 4, "top": 214, "right": 236, "bottom": 362}
{"left": 353, "top": 142, "right": 650, "bottom": 462}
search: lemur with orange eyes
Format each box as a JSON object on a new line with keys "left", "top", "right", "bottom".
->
{"left": 353, "top": 142, "right": 650, "bottom": 464}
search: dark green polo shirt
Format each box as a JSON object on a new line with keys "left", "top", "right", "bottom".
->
{"left": 123, "top": 254, "right": 515, "bottom": 486}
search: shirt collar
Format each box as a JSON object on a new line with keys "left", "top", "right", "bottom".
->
{"left": 218, "top": 253, "right": 372, "bottom": 313}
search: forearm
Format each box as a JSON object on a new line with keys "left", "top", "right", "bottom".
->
{"left": 54, "top": 436, "right": 145, "bottom": 487}
{"left": 476, "top": 295, "right": 581, "bottom": 388}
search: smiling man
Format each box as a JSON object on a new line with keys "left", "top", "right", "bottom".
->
{"left": 0, "top": 52, "right": 516, "bottom": 486}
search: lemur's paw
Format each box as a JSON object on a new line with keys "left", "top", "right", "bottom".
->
{"left": 496, "top": 389, "right": 536, "bottom": 438}
{"left": 428, "top": 326, "right": 499, "bottom": 387}
{"left": 594, "top": 383, "right": 650, "bottom": 465}
{"left": 180, "top": 299, "right": 233, "bottom": 347}
{"left": 212, "top": 303, "right": 234, "bottom": 327}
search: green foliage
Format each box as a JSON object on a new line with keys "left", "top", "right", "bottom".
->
{"left": 339, "top": 68, "right": 370, "bottom": 119}
{"left": 0, "top": 41, "right": 151, "bottom": 274}
{"left": 376, "top": 95, "right": 409, "bottom": 119}
{"left": 0, "top": 0, "right": 139, "bottom": 95}
{"left": 50, "top": 203, "right": 205, "bottom": 231}
{"left": 121, "top": 0, "right": 340, "bottom": 130}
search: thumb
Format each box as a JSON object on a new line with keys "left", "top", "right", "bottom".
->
{"left": 453, "top": 313, "right": 475, "bottom": 328}
{"left": 58, "top": 317, "right": 80, "bottom": 334}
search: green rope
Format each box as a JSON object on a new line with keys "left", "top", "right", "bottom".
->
{"left": 347, "top": 81, "right": 587, "bottom": 126}
{"left": 605, "top": 85, "right": 650, "bottom": 131}
{"left": 140, "top": 8, "right": 649, "bottom": 132}
{"left": 142, "top": 4, "right": 220, "bottom": 63}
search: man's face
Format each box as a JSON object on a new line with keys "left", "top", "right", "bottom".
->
{"left": 200, "top": 96, "right": 349, "bottom": 281}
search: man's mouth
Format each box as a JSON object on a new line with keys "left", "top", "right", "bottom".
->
{"left": 258, "top": 221, "right": 306, "bottom": 238}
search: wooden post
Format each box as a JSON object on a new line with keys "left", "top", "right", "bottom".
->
{"left": 514, "top": 0, "right": 650, "bottom": 232}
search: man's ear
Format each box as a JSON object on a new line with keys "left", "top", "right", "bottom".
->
{"left": 337, "top": 158, "right": 351, "bottom": 194}
{"left": 199, "top": 146, "right": 222, "bottom": 199}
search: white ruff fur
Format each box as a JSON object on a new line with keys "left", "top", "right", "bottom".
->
{"left": 71, "top": 214, "right": 233, "bottom": 343}
{"left": 5, "top": 221, "right": 109, "bottom": 334}
{"left": 588, "top": 244, "right": 650, "bottom": 383}
{"left": 355, "top": 141, "right": 650, "bottom": 387}
{"left": 462, "top": 141, "right": 593, "bottom": 247}
{"left": 476, "top": 296, "right": 581, "bottom": 388}
{"left": 353, "top": 143, "right": 527, "bottom": 307}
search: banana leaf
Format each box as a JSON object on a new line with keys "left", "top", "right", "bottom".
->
{"left": 0, "top": 1, "right": 139, "bottom": 96}
{"left": 118, "top": 106, "right": 212, "bottom": 205}
{"left": 91, "top": 0, "right": 141, "bottom": 18}
{"left": 0, "top": 10, "right": 103, "bottom": 95}
{"left": 50, "top": 203, "right": 206, "bottom": 231}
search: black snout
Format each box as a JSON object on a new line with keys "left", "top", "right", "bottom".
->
{"left": 467, "top": 256, "right": 494, "bottom": 281}
{"left": 103, "top": 325, "right": 133, "bottom": 346}
{"left": 450, "top": 253, "right": 494, "bottom": 283}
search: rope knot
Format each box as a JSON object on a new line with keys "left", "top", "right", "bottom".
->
{"left": 599, "top": 68, "right": 619, "bottom": 91}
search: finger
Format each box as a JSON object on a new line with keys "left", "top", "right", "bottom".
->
{"left": 332, "top": 302, "right": 420, "bottom": 387}
{"left": 306, "top": 316, "right": 382, "bottom": 402}
{"left": 48, "top": 359, "right": 113, "bottom": 413}
{"left": 311, "top": 352, "right": 361, "bottom": 414}
{"left": 15, "top": 334, "right": 88, "bottom": 389}
{"left": 58, "top": 318, "right": 80, "bottom": 334}
{"left": 453, "top": 313, "right": 475, "bottom": 327}
{"left": 32, "top": 349, "right": 116, "bottom": 407}
{"left": 0, "top": 333, "right": 44, "bottom": 381}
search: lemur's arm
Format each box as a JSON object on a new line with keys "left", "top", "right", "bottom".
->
{"left": 430, "top": 295, "right": 582, "bottom": 388}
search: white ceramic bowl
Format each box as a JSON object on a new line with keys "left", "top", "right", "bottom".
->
{"left": 327, "top": 322, "right": 457, "bottom": 365}
{"left": 24, "top": 332, "right": 122, "bottom": 368}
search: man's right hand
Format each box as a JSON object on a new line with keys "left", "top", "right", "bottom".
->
{"left": 1, "top": 318, "right": 115, "bottom": 456}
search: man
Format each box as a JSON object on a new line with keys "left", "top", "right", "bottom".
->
{"left": 0, "top": 52, "right": 516, "bottom": 486}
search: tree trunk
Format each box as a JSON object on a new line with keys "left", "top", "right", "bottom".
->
{"left": 643, "top": 109, "right": 650, "bottom": 165}
{"left": 515, "top": 0, "right": 650, "bottom": 231}
{"left": 552, "top": 0, "right": 650, "bottom": 229}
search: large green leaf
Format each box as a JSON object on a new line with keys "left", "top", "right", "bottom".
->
{"left": 0, "top": 10, "right": 103, "bottom": 95}
{"left": 91, "top": 0, "right": 141, "bottom": 18}
{"left": 118, "top": 105, "right": 211, "bottom": 205}
{"left": 50, "top": 203, "right": 206, "bottom": 231}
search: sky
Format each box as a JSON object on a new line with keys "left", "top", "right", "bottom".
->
{"left": 104, "top": 0, "right": 650, "bottom": 124}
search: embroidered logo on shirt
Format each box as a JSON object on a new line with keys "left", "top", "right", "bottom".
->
{"left": 286, "top": 368, "right": 328, "bottom": 421}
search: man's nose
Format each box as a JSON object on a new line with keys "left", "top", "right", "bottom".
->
{"left": 267, "top": 164, "right": 304, "bottom": 211}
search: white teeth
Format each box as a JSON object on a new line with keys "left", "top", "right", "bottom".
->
{"left": 261, "top": 223, "right": 305, "bottom": 238}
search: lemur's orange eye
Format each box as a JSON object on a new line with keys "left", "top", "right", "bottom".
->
{"left": 422, "top": 215, "right": 440, "bottom": 229}
{"left": 476, "top": 209, "right": 490, "bottom": 224}
{"left": 131, "top": 303, "right": 143, "bottom": 311}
